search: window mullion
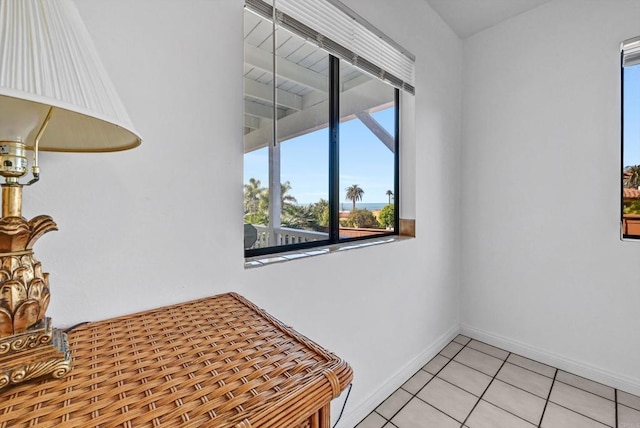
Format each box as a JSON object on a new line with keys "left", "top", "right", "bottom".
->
{"left": 329, "top": 55, "right": 340, "bottom": 243}
{"left": 394, "top": 88, "right": 400, "bottom": 233}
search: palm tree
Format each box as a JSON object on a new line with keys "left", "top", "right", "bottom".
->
{"left": 282, "top": 204, "right": 319, "bottom": 230}
{"left": 386, "top": 190, "right": 394, "bottom": 205}
{"left": 258, "top": 181, "right": 298, "bottom": 213}
{"left": 243, "top": 178, "right": 264, "bottom": 214}
{"left": 624, "top": 165, "right": 640, "bottom": 189}
{"left": 345, "top": 184, "right": 364, "bottom": 211}
{"left": 280, "top": 181, "right": 298, "bottom": 209}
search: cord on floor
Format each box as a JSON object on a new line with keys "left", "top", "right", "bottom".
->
{"left": 332, "top": 383, "right": 353, "bottom": 428}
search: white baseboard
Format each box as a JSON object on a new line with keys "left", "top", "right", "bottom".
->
{"left": 461, "top": 323, "right": 640, "bottom": 397}
{"left": 334, "top": 324, "right": 459, "bottom": 428}
{"left": 335, "top": 323, "right": 640, "bottom": 428}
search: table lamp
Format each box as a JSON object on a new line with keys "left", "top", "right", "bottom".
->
{"left": 0, "top": 0, "right": 141, "bottom": 388}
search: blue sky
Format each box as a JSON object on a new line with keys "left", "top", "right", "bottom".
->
{"left": 244, "top": 107, "right": 395, "bottom": 205}
{"left": 246, "top": 65, "right": 640, "bottom": 200}
{"left": 624, "top": 65, "right": 640, "bottom": 167}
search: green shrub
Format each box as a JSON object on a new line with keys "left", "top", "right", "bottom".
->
{"left": 378, "top": 204, "right": 395, "bottom": 228}
{"left": 344, "top": 209, "right": 379, "bottom": 228}
{"left": 624, "top": 200, "right": 640, "bottom": 214}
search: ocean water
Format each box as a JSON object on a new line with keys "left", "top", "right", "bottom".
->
{"left": 339, "top": 202, "right": 389, "bottom": 212}
{"left": 298, "top": 202, "right": 392, "bottom": 212}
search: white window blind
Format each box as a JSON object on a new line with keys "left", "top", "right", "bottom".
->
{"left": 622, "top": 36, "right": 640, "bottom": 68}
{"left": 245, "top": 0, "right": 415, "bottom": 95}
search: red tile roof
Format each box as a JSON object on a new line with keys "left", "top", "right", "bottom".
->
{"left": 623, "top": 187, "right": 640, "bottom": 199}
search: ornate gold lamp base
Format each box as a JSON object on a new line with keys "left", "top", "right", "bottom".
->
{"left": 0, "top": 318, "right": 71, "bottom": 389}
{"left": 0, "top": 184, "right": 73, "bottom": 389}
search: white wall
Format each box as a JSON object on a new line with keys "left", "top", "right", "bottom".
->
{"left": 461, "top": 0, "right": 640, "bottom": 394}
{"left": 25, "top": 0, "right": 463, "bottom": 425}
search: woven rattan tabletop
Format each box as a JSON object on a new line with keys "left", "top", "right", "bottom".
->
{"left": 0, "top": 293, "right": 353, "bottom": 427}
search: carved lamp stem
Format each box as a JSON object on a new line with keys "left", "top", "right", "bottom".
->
{"left": 2, "top": 185, "right": 22, "bottom": 218}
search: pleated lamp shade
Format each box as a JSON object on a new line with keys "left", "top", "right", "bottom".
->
{"left": 0, "top": 0, "right": 141, "bottom": 152}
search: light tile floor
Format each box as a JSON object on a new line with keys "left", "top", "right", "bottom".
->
{"left": 356, "top": 335, "right": 640, "bottom": 428}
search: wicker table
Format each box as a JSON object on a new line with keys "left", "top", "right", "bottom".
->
{"left": 0, "top": 293, "right": 353, "bottom": 427}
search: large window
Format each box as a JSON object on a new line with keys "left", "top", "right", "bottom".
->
{"left": 622, "top": 37, "right": 640, "bottom": 238}
{"left": 243, "top": 0, "right": 412, "bottom": 256}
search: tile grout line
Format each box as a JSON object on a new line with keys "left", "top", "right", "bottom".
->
{"left": 416, "top": 339, "right": 483, "bottom": 426}
{"left": 464, "top": 339, "right": 509, "bottom": 361}
{"left": 445, "top": 356, "right": 550, "bottom": 400}
{"left": 619, "top": 402, "right": 640, "bottom": 412}
{"left": 491, "top": 372, "right": 551, "bottom": 401}
{"left": 554, "top": 378, "right": 616, "bottom": 403}
{"left": 463, "top": 357, "right": 551, "bottom": 426}
{"left": 435, "top": 373, "right": 486, "bottom": 399}
{"left": 537, "top": 367, "right": 558, "bottom": 427}
{"left": 376, "top": 339, "right": 470, "bottom": 426}
{"left": 460, "top": 349, "right": 511, "bottom": 427}
{"left": 526, "top": 364, "right": 615, "bottom": 427}
{"left": 548, "top": 401, "right": 616, "bottom": 427}
{"left": 469, "top": 338, "right": 617, "bottom": 404}
{"left": 503, "top": 358, "right": 555, "bottom": 379}
{"left": 468, "top": 339, "right": 555, "bottom": 380}
{"left": 462, "top": 345, "right": 558, "bottom": 426}
{"left": 433, "top": 353, "right": 553, "bottom": 403}
{"left": 372, "top": 410, "right": 386, "bottom": 423}
{"left": 413, "top": 399, "right": 470, "bottom": 426}
{"left": 615, "top": 389, "right": 618, "bottom": 428}
{"left": 451, "top": 341, "right": 554, "bottom": 427}
{"left": 545, "top": 378, "right": 617, "bottom": 426}
{"left": 452, "top": 354, "right": 556, "bottom": 401}
{"left": 360, "top": 336, "right": 630, "bottom": 428}
{"left": 558, "top": 369, "right": 619, "bottom": 390}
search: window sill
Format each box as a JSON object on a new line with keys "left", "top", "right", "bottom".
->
{"left": 244, "top": 235, "right": 413, "bottom": 269}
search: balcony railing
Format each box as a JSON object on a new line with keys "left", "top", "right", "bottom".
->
{"left": 251, "top": 225, "right": 329, "bottom": 249}
{"left": 247, "top": 224, "right": 391, "bottom": 250}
